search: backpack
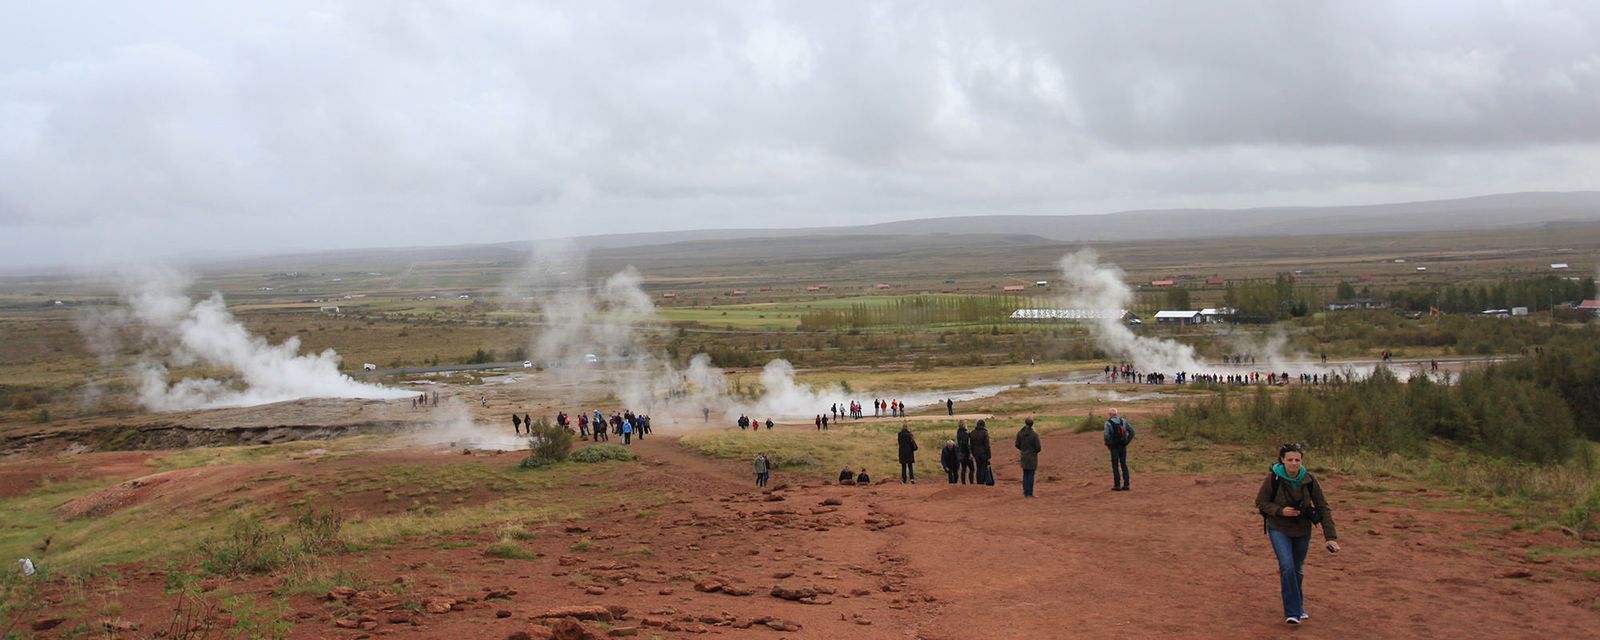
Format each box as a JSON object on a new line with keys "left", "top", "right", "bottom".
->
{"left": 1109, "top": 418, "right": 1131, "bottom": 446}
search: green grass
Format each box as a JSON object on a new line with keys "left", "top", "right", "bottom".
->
{"left": 679, "top": 417, "right": 1076, "bottom": 479}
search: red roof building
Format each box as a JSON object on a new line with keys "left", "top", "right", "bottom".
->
{"left": 1150, "top": 279, "right": 1175, "bottom": 287}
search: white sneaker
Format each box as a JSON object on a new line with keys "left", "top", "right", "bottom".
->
{"left": 1299, "top": 613, "right": 1309, "bottom": 621}
{"left": 1285, "top": 617, "right": 1300, "bottom": 625}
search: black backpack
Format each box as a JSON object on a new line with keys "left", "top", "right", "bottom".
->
{"left": 1109, "top": 418, "right": 1130, "bottom": 446}
{"left": 1268, "top": 472, "right": 1322, "bottom": 524}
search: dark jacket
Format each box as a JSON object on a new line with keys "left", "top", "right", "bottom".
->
{"left": 1014, "top": 426, "right": 1042, "bottom": 470}
{"left": 897, "top": 429, "right": 918, "bottom": 463}
{"left": 940, "top": 444, "right": 959, "bottom": 470}
{"left": 1104, "top": 417, "right": 1136, "bottom": 447}
{"left": 839, "top": 468, "right": 854, "bottom": 482}
{"left": 956, "top": 426, "right": 971, "bottom": 457}
{"left": 969, "top": 426, "right": 992, "bottom": 461}
{"left": 1255, "top": 471, "right": 1338, "bottom": 540}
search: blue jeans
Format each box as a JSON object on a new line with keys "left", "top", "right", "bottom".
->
{"left": 900, "top": 462, "right": 915, "bottom": 483}
{"left": 1109, "top": 446, "right": 1130, "bottom": 488}
{"left": 1021, "top": 469, "right": 1036, "bottom": 496}
{"left": 1267, "top": 527, "right": 1309, "bottom": 618}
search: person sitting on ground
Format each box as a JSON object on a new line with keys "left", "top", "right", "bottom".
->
{"left": 855, "top": 468, "right": 871, "bottom": 484}
{"left": 838, "top": 466, "right": 854, "bottom": 483}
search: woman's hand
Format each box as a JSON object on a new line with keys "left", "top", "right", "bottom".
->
{"left": 1281, "top": 506, "right": 1300, "bottom": 517}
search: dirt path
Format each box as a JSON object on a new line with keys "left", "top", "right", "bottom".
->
{"left": 866, "top": 427, "right": 1600, "bottom": 639}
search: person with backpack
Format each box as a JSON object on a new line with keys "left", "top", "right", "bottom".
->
{"left": 1103, "top": 408, "right": 1136, "bottom": 491}
{"left": 955, "top": 420, "right": 975, "bottom": 484}
{"left": 940, "top": 439, "right": 960, "bottom": 483}
{"left": 1255, "top": 443, "right": 1340, "bottom": 625}
{"left": 512, "top": 413, "right": 523, "bottom": 435}
{"left": 970, "top": 419, "right": 993, "bottom": 485}
{"left": 1014, "top": 418, "right": 1042, "bottom": 497}
{"left": 897, "top": 423, "right": 918, "bottom": 484}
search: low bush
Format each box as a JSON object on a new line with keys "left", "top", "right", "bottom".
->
{"left": 570, "top": 444, "right": 636, "bottom": 463}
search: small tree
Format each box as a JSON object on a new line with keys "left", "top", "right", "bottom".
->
{"left": 520, "top": 418, "right": 575, "bottom": 468}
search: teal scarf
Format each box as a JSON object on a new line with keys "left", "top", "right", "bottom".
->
{"left": 1272, "top": 462, "right": 1306, "bottom": 490}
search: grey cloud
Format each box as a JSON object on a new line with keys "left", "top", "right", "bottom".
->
{"left": 1, "top": 1, "right": 1598, "bottom": 267}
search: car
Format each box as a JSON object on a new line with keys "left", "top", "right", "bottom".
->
{"left": 584, "top": 354, "right": 600, "bottom": 364}
{"left": 523, "top": 360, "right": 534, "bottom": 369}
{"left": 1126, "top": 318, "right": 1143, "bottom": 325}
{"left": 362, "top": 363, "right": 377, "bottom": 371}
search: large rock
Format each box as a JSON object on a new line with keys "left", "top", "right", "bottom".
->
{"left": 423, "top": 597, "right": 455, "bottom": 614}
{"left": 534, "top": 606, "right": 614, "bottom": 622}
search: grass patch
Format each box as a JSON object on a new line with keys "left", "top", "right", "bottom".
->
{"left": 571, "top": 444, "right": 637, "bottom": 463}
{"left": 483, "top": 540, "right": 539, "bottom": 560}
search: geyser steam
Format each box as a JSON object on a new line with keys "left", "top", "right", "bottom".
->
{"left": 84, "top": 271, "right": 411, "bottom": 410}
{"left": 1056, "top": 248, "right": 1204, "bottom": 372}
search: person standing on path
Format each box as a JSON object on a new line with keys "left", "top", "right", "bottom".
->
{"left": 940, "top": 440, "right": 959, "bottom": 484}
{"left": 754, "top": 453, "right": 770, "bottom": 488}
{"left": 513, "top": 413, "right": 523, "bottom": 435}
{"left": 946, "top": 398, "right": 954, "bottom": 416}
{"left": 897, "top": 424, "right": 918, "bottom": 484}
{"left": 1104, "top": 409, "right": 1136, "bottom": 491}
{"left": 1014, "top": 418, "right": 1042, "bottom": 497}
{"left": 1255, "top": 444, "right": 1340, "bottom": 625}
{"left": 956, "top": 420, "right": 974, "bottom": 484}
{"left": 970, "top": 419, "right": 993, "bottom": 485}
{"left": 621, "top": 418, "right": 633, "bottom": 445}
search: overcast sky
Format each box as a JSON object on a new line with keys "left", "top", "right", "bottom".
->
{"left": 3, "top": 1, "right": 1598, "bottom": 268}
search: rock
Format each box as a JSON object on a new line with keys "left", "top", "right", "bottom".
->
{"left": 387, "top": 614, "right": 413, "bottom": 624}
{"left": 1499, "top": 568, "right": 1534, "bottom": 579}
{"left": 658, "top": 587, "right": 674, "bottom": 595}
{"left": 534, "top": 606, "right": 614, "bottom": 622}
{"left": 820, "top": 497, "right": 843, "bottom": 506}
{"left": 763, "top": 495, "right": 785, "bottom": 502}
{"left": 772, "top": 571, "right": 794, "bottom": 579}
{"left": 497, "top": 610, "right": 513, "bottom": 618}
{"left": 693, "top": 578, "right": 726, "bottom": 593}
{"left": 763, "top": 618, "right": 802, "bottom": 632}
{"left": 850, "top": 588, "right": 872, "bottom": 597}
{"left": 423, "top": 597, "right": 455, "bottom": 614}
{"left": 520, "top": 625, "right": 557, "bottom": 640}
{"left": 585, "top": 586, "right": 608, "bottom": 595}
{"left": 604, "top": 605, "right": 629, "bottom": 619}
{"left": 564, "top": 525, "right": 592, "bottom": 534}
{"left": 31, "top": 618, "right": 65, "bottom": 631}
{"left": 719, "top": 584, "right": 754, "bottom": 596}
{"left": 549, "top": 618, "right": 597, "bottom": 640}
{"left": 608, "top": 627, "right": 639, "bottom": 637}
{"left": 327, "top": 586, "right": 358, "bottom": 601}
{"left": 770, "top": 585, "right": 819, "bottom": 601}
{"left": 559, "top": 556, "right": 581, "bottom": 567}
{"left": 335, "top": 619, "right": 362, "bottom": 629}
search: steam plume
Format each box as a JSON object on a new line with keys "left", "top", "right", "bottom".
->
{"left": 84, "top": 269, "right": 411, "bottom": 410}
{"left": 1056, "top": 248, "right": 1204, "bottom": 372}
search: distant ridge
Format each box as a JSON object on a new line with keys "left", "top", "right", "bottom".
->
{"left": 190, "top": 191, "right": 1600, "bottom": 270}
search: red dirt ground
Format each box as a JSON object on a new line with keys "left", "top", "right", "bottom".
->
{"left": 8, "top": 424, "right": 1600, "bottom": 639}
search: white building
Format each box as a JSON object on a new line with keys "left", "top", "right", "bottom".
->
{"left": 1154, "top": 310, "right": 1204, "bottom": 325}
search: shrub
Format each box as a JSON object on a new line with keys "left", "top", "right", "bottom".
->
{"left": 291, "top": 506, "right": 345, "bottom": 555}
{"left": 519, "top": 417, "right": 575, "bottom": 468}
{"left": 200, "top": 518, "right": 301, "bottom": 577}
{"left": 570, "top": 444, "right": 636, "bottom": 463}
{"left": 483, "top": 540, "right": 538, "bottom": 560}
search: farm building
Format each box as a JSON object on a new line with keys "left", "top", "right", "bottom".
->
{"left": 1552, "top": 263, "right": 1570, "bottom": 270}
{"left": 1002, "top": 285, "right": 1027, "bottom": 292}
{"left": 1154, "top": 310, "right": 1203, "bottom": 324}
{"left": 1199, "top": 307, "right": 1236, "bottom": 323}
{"left": 1579, "top": 299, "right": 1600, "bottom": 318}
{"left": 1150, "top": 279, "right": 1176, "bottom": 287}
{"left": 1326, "top": 299, "right": 1388, "bottom": 311}
{"left": 1205, "top": 277, "right": 1225, "bottom": 286}
{"left": 661, "top": 292, "right": 677, "bottom": 299}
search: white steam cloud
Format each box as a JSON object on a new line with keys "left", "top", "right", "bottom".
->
{"left": 82, "top": 270, "right": 411, "bottom": 411}
{"left": 1056, "top": 248, "right": 1204, "bottom": 372}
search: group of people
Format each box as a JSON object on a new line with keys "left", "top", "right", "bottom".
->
{"left": 410, "top": 392, "right": 438, "bottom": 409}
{"left": 736, "top": 414, "right": 774, "bottom": 431}
{"left": 515, "top": 409, "right": 651, "bottom": 445}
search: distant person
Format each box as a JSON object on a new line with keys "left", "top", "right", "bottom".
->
{"left": 1104, "top": 409, "right": 1136, "bottom": 491}
{"left": 946, "top": 398, "right": 954, "bottom": 416}
{"left": 1256, "top": 444, "right": 1341, "bottom": 625}
{"left": 523, "top": 413, "right": 531, "bottom": 431}
{"left": 754, "top": 454, "right": 770, "bottom": 488}
{"left": 940, "top": 439, "right": 959, "bottom": 484}
{"left": 512, "top": 413, "right": 523, "bottom": 435}
{"left": 622, "top": 419, "right": 633, "bottom": 445}
{"left": 703, "top": 406, "right": 711, "bottom": 423}
{"left": 816, "top": 415, "right": 823, "bottom": 430}
{"left": 765, "top": 418, "right": 774, "bottom": 430}
{"left": 855, "top": 468, "right": 871, "bottom": 484}
{"left": 838, "top": 466, "right": 854, "bottom": 483}
{"left": 821, "top": 414, "right": 829, "bottom": 430}
{"left": 897, "top": 424, "right": 918, "bottom": 484}
{"left": 970, "top": 419, "right": 993, "bottom": 486}
{"left": 955, "top": 420, "right": 974, "bottom": 484}
{"left": 1014, "top": 418, "right": 1042, "bottom": 497}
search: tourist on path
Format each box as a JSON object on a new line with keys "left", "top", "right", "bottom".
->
{"left": 1255, "top": 444, "right": 1340, "bottom": 625}
{"left": 1014, "top": 418, "right": 1041, "bottom": 497}
{"left": 1104, "top": 408, "right": 1136, "bottom": 491}
{"left": 970, "top": 419, "right": 993, "bottom": 485}
{"left": 754, "top": 454, "right": 770, "bottom": 488}
{"left": 956, "top": 420, "right": 974, "bottom": 484}
{"left": 897, "top": 424, "right": 918, "bottom": 484}
{"left": 940, "top": 440, "right": 959, "bottom": 484}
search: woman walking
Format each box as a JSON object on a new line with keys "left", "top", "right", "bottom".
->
{"left": 897, "top": 424, "right": 918, "bottom": 484}
{"left": 1255, "top": 443, "right": 1340, "bottom": 624}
